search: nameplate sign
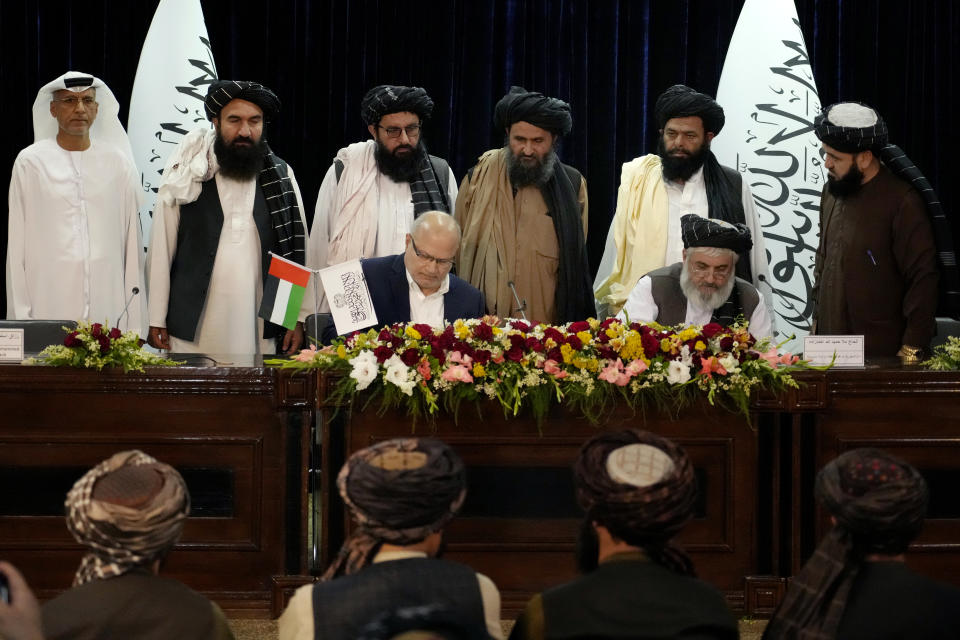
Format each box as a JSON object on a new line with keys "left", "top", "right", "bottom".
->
{"left": 319, "top": 260, "right": 379, "bottom": 336}
{"left": 803, "top": 335, "right": 865, "bottom": 367}
{"left": 0, "top": 328, "right": 25, "bottom": 362}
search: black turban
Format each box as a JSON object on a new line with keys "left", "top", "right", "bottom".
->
{"left": 322, "top": 438, "right": 467, "bottom": 579}
{"left": 361, "top": 85, "right": 434, "bottom": 125}
{"left": 204, "top": 80, "right": 281, "bottom": 122}
{"left": 764, "top": 449, "right": 928, "bottom": 639}
{"left": 655, "top": 84, "right": 725, "bottom": 135}
{"left": 574, "top": 429, "right": 697, "bottom": 575}
{"left": 680, "top": 214, "right": 752, "bottom": 253}
{"left": 814, "top": 102, "right": 889, "bottom": 153}
{"left": 494, "top": 86, "right": 573, "bottom": 136}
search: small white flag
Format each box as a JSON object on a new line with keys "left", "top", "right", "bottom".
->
{"left": 712, "top": 0, "right": 825, "bottom": 353}
{"left": 128, "top": 0, "right": 217, "bottom": 251}
{"left": 319, "top": 260, "right": 379, "bottom": 336}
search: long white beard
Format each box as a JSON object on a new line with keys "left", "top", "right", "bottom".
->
{"left": 680, "top": 261, "right": 736, "bottom": 310}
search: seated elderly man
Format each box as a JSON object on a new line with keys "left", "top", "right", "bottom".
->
{"left": 618, "top": 213, "right": 772, "bottom": 339}
{"left": 510, "top": 429, "right": 737, "bottom": 640}
{"left": 41, "top": 450, "right": 235, "bottom": 640}
{"left": 327, "top": 211, "right": 485, "bottom": 340}
{"left": 764, "top": 448, "right": 960, "bottom": 639}
{"left": 279, "top": 438, "right": 503, "bottom": 640}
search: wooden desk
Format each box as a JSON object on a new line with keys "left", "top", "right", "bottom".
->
{"left": 0, "top": 364, "right": 313, "bottom": 617}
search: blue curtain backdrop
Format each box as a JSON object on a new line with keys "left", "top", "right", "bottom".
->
{"left": 1, "top": 0, "right": 957, "bottom": 318}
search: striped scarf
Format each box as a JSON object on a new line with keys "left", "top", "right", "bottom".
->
{"left": 409, "top": 146, "right": 450, "bottom": 215}
{"left": 259, "top": 143, "right": 306, "bottom": 265}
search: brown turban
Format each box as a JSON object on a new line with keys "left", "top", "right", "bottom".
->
{"left": 574, "top": 429, "right": 698, "bottom": 575}
{"left": 65, "top": 450, "right": 190, "bottom": 586}
{"left": 764, "top": 448, "right": 928, "bottom": 639}
{"left": 322, "top": 438, "right": 467, "bottom": 580}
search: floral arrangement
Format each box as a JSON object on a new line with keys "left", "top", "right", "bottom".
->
{"left": 924, "top": 336, "right": 960, "bottom": 370}
{"left": 267, "top": 316, "right": 814, "bottom": 425}
{"left": 25, "top": 321, "right": 181, "bottom": 372}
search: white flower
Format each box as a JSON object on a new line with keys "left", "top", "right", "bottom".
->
{"left": 349, "top": 350, "right": 380, "bottom": 389}
{"left": 383, "top": 354, "right": 405, "bottom": 370}
{"left": 384, "top": 360, "right": 414, "bottom": 395}
{"left": 719, "top": 354, "right": 740, "bottom": 373}
{"left": 679, "top": 344, "right": 693, "bottom": 367}
{"left": 666, "top": 360, "right": 691, "bottom": 384}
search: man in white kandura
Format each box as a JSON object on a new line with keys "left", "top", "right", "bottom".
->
{"left": 147, "top": 80, "right": 309, "bottom": 356}
{"left": 6, "top": 71, "right": 145, "bottom": 333}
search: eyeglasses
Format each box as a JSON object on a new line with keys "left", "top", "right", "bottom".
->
{"left": 410, "top": 236, "right": 455, "bottom": 268}
{"left": 52, "top": 96, "right": 98, "bottom": 109}
{"left": 690, "top": 262, "right": 732, "bottom": 279}
{"left": 377, "top": 123, "right": 421, "bottom": 139}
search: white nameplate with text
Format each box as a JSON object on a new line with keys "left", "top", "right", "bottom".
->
{"left": 0, "top": 328, "right": 25, "bottom": 362}
{"left": 803, "top": 335, "right": 864, "bottom": 367}
{"left": 319, "top": 259, "right": 379, "bottom": 336}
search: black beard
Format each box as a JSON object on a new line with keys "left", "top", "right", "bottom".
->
{"left": 658, "top": 136, "right": 709, "bottom": 182}
{"left": 827, "top": 163, "right": 865, "bottom": 197}
{"left": 214, "top": 133, "right": 266, "bottom": 180}
{"left": 506, "top": 147, "right": 558, "bottom": 188}
{"left": 375, "top": 139, "right": 423, "bottom": 183}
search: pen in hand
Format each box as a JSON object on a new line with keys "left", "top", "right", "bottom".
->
{"left": 867, "top": 250, "right": 877, "bottom": 266}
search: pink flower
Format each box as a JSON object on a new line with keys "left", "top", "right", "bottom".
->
{"left": 699, "top": 356, "right": 727, "bottom": 379}
{"left": 448, "top": 350, "right": 473, "bottom": 366}
{"left": 295, "top": 345, "right": 318, "bottom": 362}
{"left": 543, "top": 359, "right": 568, "bottom": 379}
{"left": 625, "top": 359, "right": 648, "bottom": 376}
{"left": 779, "top": 352, "right": 799, "bottom": 366}
{"left": 598, "top": 359, "right": 629, "bottom": 386}
{"left": 417, "top": 357, "right": 432, "bottom": 380}
{"left": 491, "top": 352, "right": 505, "bottom": 364}
{"left": 759, "top": 347, "right": 781, "bottom": 368}
{"left": 441, "top": 364, "right": 473, "bottom": 383}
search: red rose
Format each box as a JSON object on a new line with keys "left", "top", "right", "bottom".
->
{"left": 64, "top": 331, "right": 81, "bottom": 348}
{"left": 506, "top": 346, "right": 524, "bottom": 362}
{"left": 412, "top": 323, "right": 433, "bottom": 338}
{"left": 600, "top": 317, "right": 617, "bottom": 329}
{"left": 474, "top": 349, "right": 492, "bottom": 364}
{"left": 547, "top": 347, "right": 563, "bottom": 362}
{"left": 701, "top": 323, "right": 724, "bottom": 339}
{"left": 567, "top": 320, "right": 590, "bottom": 334}
{"left": 400, "top": 348, "right": 420, "bottom": 366}
{"left": 373, "top": 345, "right": 394, "bottom": 363}
{"left": 597, "top": 346, "right": 617, "bottom": 360}
{"left": 508, "top": 320, "right": 530, "bottom": 332}
{"left": 719, "top": 336, "right": 734, "bottom": 352}
{"left": 641, "top": 333, "right": 660, "bottom": 359}
{"left": 525, "top": 336, "right": 544, "bottom": 352}
{"left": 509, "top": 334, "right": 526, "bottom": 349}
{"left": 566, "top": 335, "right": 583, "bottom": 350}
{"left": 108, "top": 327, "right": 122, "bottom": 340}
{"left": 473, "top": 322, "right": 494, "bottom": 341}
{"left": 378, "top": 328, "right": 393, "bottom": 342}
{"left": 543, "top": 327, "right": 564, "bottom": 343}
{"left": 431, "top": 344, "right": 446, "bottom": 365}
{"left": 96, "top": 334, "right": 110, "bottom": 354}
{"left": 691, "top": 354, "right": 703, "bottom": 369}
{"left": 90, "top": 323, "right": 103, "bottom": 337}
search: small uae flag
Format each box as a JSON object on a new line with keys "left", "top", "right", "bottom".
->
{"left": 259, "top": 254, "right": 312, "bottom": 330}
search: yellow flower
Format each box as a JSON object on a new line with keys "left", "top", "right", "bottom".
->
{"left": 694, "top": 340, "right": 707, "bottom": 352}
{"left": 679, "top": 327, "right": 698, "bottom": 342}
{"left": 455, "top": 324, "right": 471, "bottom": 340}
{"left": 473, "top": 363, "right": 486, "bottom": 378}
{"left": 660, "top": 338, "right": 673, "bottom": 353}
{"left": 576, "top": 330, "right": 593, "bottom": 345}
{"left": 587, "top": 318, "right": 600, "bottom": 330}
{"left": 492, "top": 327, "right": 503, "bottom": 336}
{"left": 572, "top": 355, "right": 599, "bottom": 371}
{"left": 336, "top": 345, "right": 347, "bottom": 359}
{"left": 620, "top": 333, "right": 644, "bottom": 360}
{"left": 605, "top": 327, "right": 620, "bottom": 339}
{"left": 560, "top": 343, "right": 575, "bottom": 364}
{"left": 405, "top": 326, "right": 422, "bottom": 340}
{"left": 545, "top": 337, "right": 557, "bottom": 349}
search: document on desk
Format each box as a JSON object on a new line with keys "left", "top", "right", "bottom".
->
{"left": 319, "top": 260, "right": 379, "bottom": 336}
{"left": 0, "top": 328, "right": 24, "bottom": 362}
{"left": 803, "top": 335, "right": 864, "bottom": 367}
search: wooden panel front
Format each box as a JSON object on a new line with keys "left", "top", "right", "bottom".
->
{"left": 0, "top": 365, "right": 302, "bottom": 616}
{"left": 330, "top": 400, "right": 762, "bottom": 615}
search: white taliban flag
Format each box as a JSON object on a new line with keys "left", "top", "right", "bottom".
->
{"left": 712, "top": 0, "right": 824, "bottom": 353}
{"left": 128, "top": 0, "right": 217, "bottom": 251}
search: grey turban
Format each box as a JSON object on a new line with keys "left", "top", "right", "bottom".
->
{"left": 494, "top": 86, "right": 573, "bottom": 136}
{"left": 814, "top": 101, "right": 889, "bottom": 153}
{"left": 360, "top": 85, "right": 435, "bottom": 125}
{"left": 204, "top": 80, "right": 281, "bottom": 122}
{"left": 680, "top": 214, "right": 753, "bottom": 253}
{"left": 655, "top": 84, "right": 725, "bottom": 135}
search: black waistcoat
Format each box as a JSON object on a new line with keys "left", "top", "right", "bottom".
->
{"left": 310, "top": 557, "right": 486, "bottom": 640}
{"left": 647, "top": 262, "right": 759, "bottom": 326}
{"left": 166, "top": 171, "right": 284, "bottom": 341}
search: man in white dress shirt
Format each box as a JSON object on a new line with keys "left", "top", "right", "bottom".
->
{"left": 308, "top": 84, "right": 457, "bottom": 308}
{"left": 619, "top": 214, "right": 772, "bottom": 339}
{"left": 147, "top": 80, "right": 308, "bottom": 355}
{"left": 594, "top": 84, "right": 772, "bottom": 321}
{"left": 6, "top": 71, "right": 145, "bottom": 333}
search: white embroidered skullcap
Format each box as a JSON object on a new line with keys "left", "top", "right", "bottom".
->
{"left": 605, "top": 443, "right": 675, "bottom": 488}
